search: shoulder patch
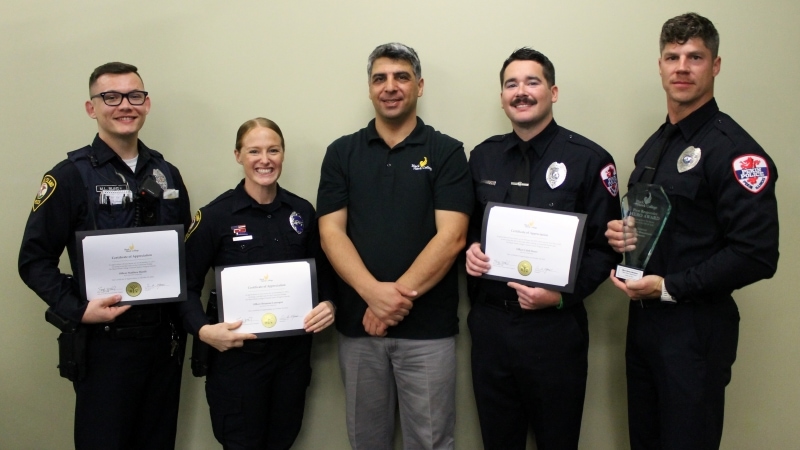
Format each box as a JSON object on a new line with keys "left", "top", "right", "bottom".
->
{"left": 600, "top": 164, "right": 619, "bottom": 197}
{"left": 32, "top": 175, "right": 57, "bottom": 211}
{"left": 185, "top": 210, "right": 202, "bottom": 241}
{"left": 732, "top": 154, "right": 769, "bottom": 193}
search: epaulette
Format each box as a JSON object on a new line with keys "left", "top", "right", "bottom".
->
{"left": 51, "top": 158, "right": 76, "bottom": 172}
{"left": 205, "top": 189, "right": 236, "bottom": 208}
{"left": 561, "top": 129, "right": 609, "bottom": 158}
{"left": 279, "top": 188, "right": 313, "bottom": 211}
{"left": 711, "top": 112, "right": 751, "bottom": 147}
{"left": 281, "top": 188, "right": 303, "bottom": 202}
{"left": 66, "top": 146, "right": 93, "bottom": 162}
{"left": 478, "top": 134, "right": 507, "bottom": 145}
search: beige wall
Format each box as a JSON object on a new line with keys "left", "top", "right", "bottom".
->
{"left": 2, "top": 1, "right": 799, "bottom": 448}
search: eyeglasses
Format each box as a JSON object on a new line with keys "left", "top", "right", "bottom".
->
{"left": 90, "top": 90, "right": 148, "bottom": 106}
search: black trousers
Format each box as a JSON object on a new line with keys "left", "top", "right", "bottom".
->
{"left": 468, "top": 300, "right": 589, "bottom": 450}
{"left": 206, "top": 334, "right": 313, "bottom": 450}
{"left": 74, "top": 322, "right": 185, "bottom": 450}
{"left": 626, "top": 298, "right": 739, "bottom": 450}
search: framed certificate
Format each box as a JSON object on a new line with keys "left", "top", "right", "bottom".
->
{"left": 480, "top": 202, "right": 586, "bottom": 293}
{"left": 75, "top": 225, "right": 187, "bottom": 305}
{"left": 214, "top": 259, "right": 318, "bottom": 338}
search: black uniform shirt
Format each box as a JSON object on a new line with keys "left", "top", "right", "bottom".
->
{"left": 629, "top": 99, "right": 779, "bottom": 301}
{"left": 18, "top": 135, "right": 190, "bottom": 323}
{"left": 180, "top": 181, "right": 334, "bottom": 335}
{"left": 468, "top": 120, "right": 622, "bottom": 308}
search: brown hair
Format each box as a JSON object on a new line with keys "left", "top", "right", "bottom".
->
{"left": 660, "top": 13, "right": 720, "bottom": 58}
{"left": 89, "top": 62, "right": 143, "bottom": 91}
{"left": 235, "top": 117, "right": 285, "bottom": 151}
{"left": 500, "top": 47, "right": 555, "bottom": 88}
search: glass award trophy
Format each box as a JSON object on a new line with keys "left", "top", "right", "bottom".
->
{"left": 615, "top": 184, "right": 671, "bottom": 280}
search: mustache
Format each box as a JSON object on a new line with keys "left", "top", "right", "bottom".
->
{"left": 511, "top": 97, "right": 536, "bottom": 107}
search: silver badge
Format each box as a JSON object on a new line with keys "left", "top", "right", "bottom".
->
{"left": 546, "top": 162, "right": 566, "bottom": 189}
{"left": 677, "top": 146, "right": 701, "bottom": 173}
{"left": 289, "top": 212, "right": 304, "bottom": 234}
{"left": 152, "top": 169, "right": 168, "bottom": 190}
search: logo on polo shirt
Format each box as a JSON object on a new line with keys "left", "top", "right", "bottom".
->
{"left": 411, "top": 156, "right": 433, "bottom": 171}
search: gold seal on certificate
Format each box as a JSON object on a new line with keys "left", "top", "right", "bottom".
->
{"left": 125, "top": 282, "right": 142, "bottom": 297}
{"left": 75, "top": 225, "right": 187, "bottom": 306}
{"left": 261, "top": 313, "right": 277, "bottom": 328}
{"left": 517, "top": 260, "right": 532, "bottom": 276}
{"left": 215, "top": 259, "right": 319, "bottom": 338}
{"left": 480, "top": 203, "right": 587, "bottom": 293}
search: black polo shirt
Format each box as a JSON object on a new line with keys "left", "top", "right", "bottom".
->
{"left": 317, "top": 118, "right": 473, "bottom": 339}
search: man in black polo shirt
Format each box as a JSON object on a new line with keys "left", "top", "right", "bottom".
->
{"left": 606, "top": 13, "right": 779, "bottom": 449}
{"left": 465, "top": 48, "right": 621, "bottom": 450}
{"left": 316, "top": 42, "right": 473, "bottom": 449}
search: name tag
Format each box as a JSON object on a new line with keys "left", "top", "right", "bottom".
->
{"left": 163, "top": 189, "right": 180, "bottom": 199}
{"left": 100, "top": 189, "right": 133, "bottom": 205}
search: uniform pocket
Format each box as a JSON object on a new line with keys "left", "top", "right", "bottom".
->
{"left": 663, "top": 175, "right": 702, "bottom": 234}
{"left": 530, "top": 189, "right": 578, "bottom": 212}
{"left": 663, "top": 175, "right": 701, "bottom": 200}
{"left": 206, "top": 389, "right": 244, "bottom": 444}
{"left": 476, "top": 183, "right": 507, "bottom": 206}
{"left": 283, "top": 229, "right": 309, "bottom": 258}
{"left": 221, "top": 236, "right": 266, "bottom": 263}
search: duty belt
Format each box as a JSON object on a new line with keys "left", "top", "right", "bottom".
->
{"left": 93, "top": 323, "right": 162, "bottom": 339}
{"left": 637, "top": 298, "right": 678, "bottom": 309}
{"left": 91, "top": 306, "right": 165, "bottom": 339}
{"left": 240, "top": 340, "right": 271, "bottom": 355}
{"left": 113, "top": 308, "right": 162, "bottom": 325}
{"left": 476, "top": 290, "right": 529, "bottom": 312}
{"left": 475, "top": 289, "right": 570, "bottom": 314}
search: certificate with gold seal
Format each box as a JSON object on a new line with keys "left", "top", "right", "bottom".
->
{"left": 214, "top": 259, "right": 318, "bottom": 338}
{"left": 75, "top": 225, "right": 187, "bottom": 305}
{"left": 480, "top": 202, "right": 586, "bottom": 293}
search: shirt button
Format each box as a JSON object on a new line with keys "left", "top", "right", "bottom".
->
{"left": 267, "top": 215, "right": 272, "bottom": 219}
{"left": 387, "top": 163, "right": 392, "bottom": 167}
{"left": 241, "top": 244, "right": 246, "bottom": 249}
{"left": 104, "top": 326, "right": 110, "bottom": 332}
{"left": 548, "top": 202, "right": 555, "bottom": 207}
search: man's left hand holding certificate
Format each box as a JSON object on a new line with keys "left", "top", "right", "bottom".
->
{"left": 76, "top": 225, "right": 187, "bottom": 305}
{"left": 215, "top": 259, "right": 318, "bottom": 338}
